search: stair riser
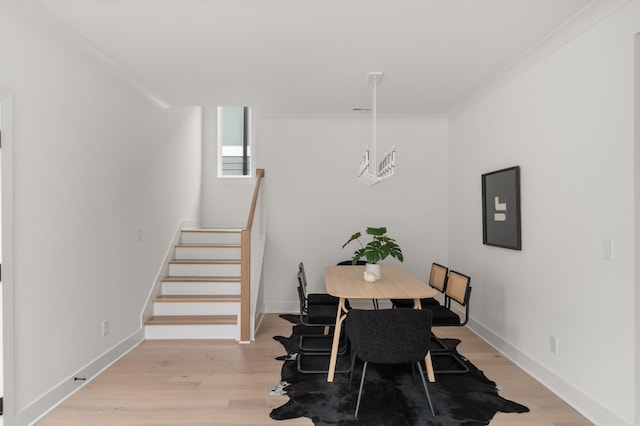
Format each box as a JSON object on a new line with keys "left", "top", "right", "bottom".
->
{"left": 153, "top": 302, "right": 240, "bottom": 316}
{"left": 145, "top": 324, "right": 239, "bottom": 340}
{"left": 180, "top": 231, "right": 241, "bottom": 245}
{"left": 169, "top": 263, "right": 241, "bottom": 277}
{"left": 162, "top": 282, "right": 240, "bottom": 295}
{"left": 175, "top": 246, "right": 241, "bottom": 260}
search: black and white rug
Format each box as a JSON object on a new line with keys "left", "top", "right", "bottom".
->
{"left": 270, "top": 315, "right": 529, "bottom": 425}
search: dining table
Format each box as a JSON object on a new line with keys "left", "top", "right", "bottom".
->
{"left": 324, "top": 264, "right": 437, "bottom": 382}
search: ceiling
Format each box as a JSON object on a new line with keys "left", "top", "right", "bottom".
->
{"left": 35, "top": 0, "right": 596, "bottom": 114}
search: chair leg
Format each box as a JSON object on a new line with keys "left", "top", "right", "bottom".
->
{"left": 300, "top": 333, "right": 348, "bottom": 354}
{"left": 355, "top": 361, "right": 369, "bottom": 418}
{"left": 431, "top": 351, "right": 470, "bottom": 374}
{"left": 296, "top": 352, "right": 353, "bottom": 374}
{"left": 430, "top": 332, "right": 448, "bottom": 351}
{"left": 416, "top": 362, "right": 435, "bottom": 416}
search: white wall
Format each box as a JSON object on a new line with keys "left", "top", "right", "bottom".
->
{"left": 202, "top": 112, "right": 450, "bottom": 310}
{"left": 0, "top": 98, "right": 4, "bottom": 403}
{"left": 0, "top": 2, "right": 202, "bottom": 424}
{"left": 448, "top": 1, "right": 640, "bottom": 424}
{"left": 252, "top": 114, "right": 449, "bottom": 311}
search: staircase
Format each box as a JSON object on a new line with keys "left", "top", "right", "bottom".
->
{"left": 144, "top": 228, "right": 243, "bottom": 339}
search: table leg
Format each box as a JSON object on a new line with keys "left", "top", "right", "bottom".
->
{"left": 413, "top": 298, "right": 435, "bottom": 383}
{"left": 425, "top": 352, "right": 435, "bottom": 382}
{"left": 327, "top": 297, "right": 347, "bottom": 382}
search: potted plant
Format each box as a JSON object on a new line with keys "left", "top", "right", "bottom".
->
{"left": 342, "top": 226, "right": 403, "bottom": 279}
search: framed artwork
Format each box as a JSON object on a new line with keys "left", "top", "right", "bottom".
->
{"left": 482, "top": 166, "right": 521, "bottom": 250}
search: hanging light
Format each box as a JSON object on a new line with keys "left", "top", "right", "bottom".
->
{"left": 358, "top": 72, "right": 395, "bottom": 186}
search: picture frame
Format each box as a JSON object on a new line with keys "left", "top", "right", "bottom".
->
{"left": 482, "top": 166, "right": 521, "bottom": 250}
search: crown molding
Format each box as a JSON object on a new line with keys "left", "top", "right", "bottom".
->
{"left": 446, "top": 0, "right": 631, "bottom": 119}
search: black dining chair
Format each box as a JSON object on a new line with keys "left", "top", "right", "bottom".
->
{"left": 346, "top": 308, "right": 435, "bottom": 418}
{"left": 296, "top": 262, "right": 350, "bottom": 334}
{"left": 298, "top": 261, "right": 341, "bottom": 306}
{"left": 296, "top": 263, "right": 350, "bottom": 373}
{"left": 296, "top": 284, "right": 350, "bottom": 373}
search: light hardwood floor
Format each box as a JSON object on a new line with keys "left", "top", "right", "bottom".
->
{"left": 37, "top": 313, "right": 593, "bottom": 426}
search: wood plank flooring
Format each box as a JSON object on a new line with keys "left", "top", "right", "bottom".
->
{"left": 36, "top": 313, "right": 593, "bottom": 426}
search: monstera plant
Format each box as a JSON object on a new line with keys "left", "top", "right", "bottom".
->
{"left": 342, "top": 226, "right": 404, "bottom": 265}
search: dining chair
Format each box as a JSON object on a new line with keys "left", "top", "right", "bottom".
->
{"left": 392, "top": 263, "right": 450, "bottom": 351}
{"left": 426, "top": 270, "right": 472, "bottom": 373}
{"left": 296, "top": 264, "right": 350, "bottom": 372}
{"left": 296, "top": 284, "right": 350, "bottom": 373}
{"left": 297, "top": 262, "right": 351, "bottom": 332}
{"left": 427, "top": 270, "right": 471, "bottom": 326}
{"left": 298, "top": 261, "right": 341, "bottom": 306}
{"left": 346, "top": 308, "right": 435, "bottom": 418}
{"left": 391, "top": 262, "right": 448, "bottom": 308}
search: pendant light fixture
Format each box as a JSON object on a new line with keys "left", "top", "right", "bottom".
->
{"left": 358, "top": 72, "right": 395, "bottom": 186}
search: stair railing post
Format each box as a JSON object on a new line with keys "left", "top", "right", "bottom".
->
{"left": 240, "top": 168, "right": 264, "bottom": 343}
{"left": 240, "top": 229, "right": 251, "bottom": 342}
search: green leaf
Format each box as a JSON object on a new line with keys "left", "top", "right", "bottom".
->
{"left": 366, "top": 227, "right": 387, "bottom": 236}
{"left": 341, "top": 232, "right": 362, "bottom": 249}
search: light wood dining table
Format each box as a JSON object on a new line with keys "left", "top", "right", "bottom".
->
{"left": 324, "top": 265, "right": 437, "bottom": 382}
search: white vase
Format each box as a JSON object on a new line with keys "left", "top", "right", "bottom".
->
{"left": 366, "top": 263, "right": 381, "bottom": 280}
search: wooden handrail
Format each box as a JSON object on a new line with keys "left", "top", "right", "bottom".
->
{"left": 240, "top": 168, "right": 265, "bottom": 342}
{"left": 246, "top": 169, "right": 265, "bottom": 230}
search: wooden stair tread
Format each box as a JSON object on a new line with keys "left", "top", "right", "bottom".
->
{"left": 181, "top": 228, "right": 242, "bottom": 233}
{"left": 145, "top": 315, "right": 237, "bottom": 326}
{"left": 169, "top": 259, "right": 241, "bottom": 264}
{"left": 175, "top": 243, "right": 241, "bottom": 248}
{"left": 162, "top": 276, "right": 241, "bottom": 282}
{"left": 154, "top": 295, "right": 241, "bottom": 303}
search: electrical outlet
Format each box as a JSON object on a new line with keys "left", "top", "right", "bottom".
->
{"left": 136, "top": 227, "right": 143, "bottom": 242}
{"left": 101, "top": 320, "right": 109, "bottom": 337}
{"left": 549, "top": 335, "right": 558, "bottom": 354}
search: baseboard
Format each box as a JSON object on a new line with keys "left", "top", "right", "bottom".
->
{"left": 22, "top": 329, "right": 144, "bottom": 426}
{"left": 246, "top": 311, "right": 267, "bottom": 344}
{"left": 466, "top": 317, "right": 628, "bottom": 426}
